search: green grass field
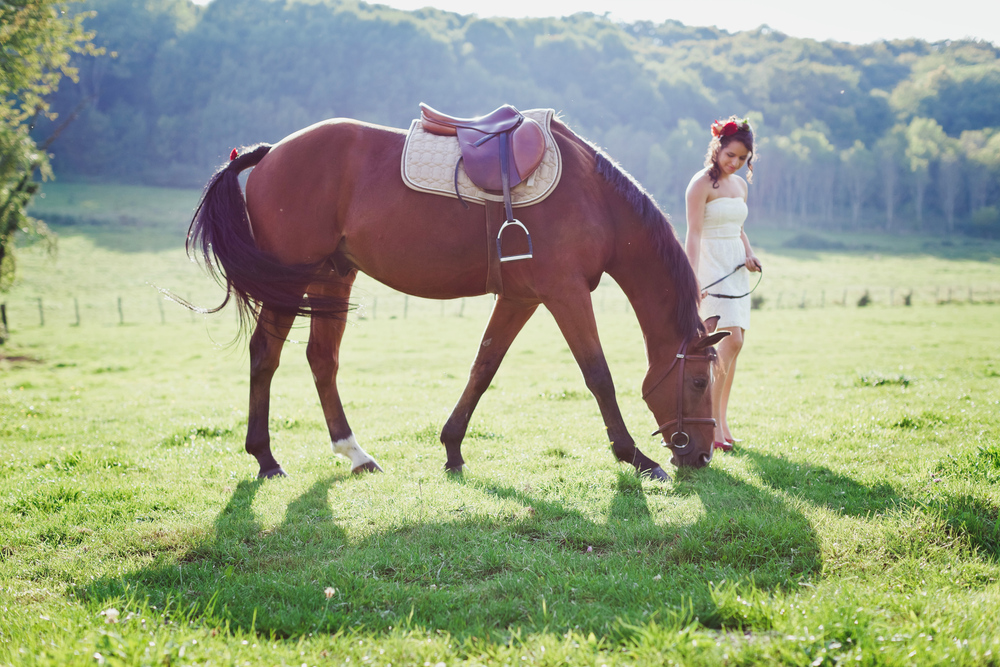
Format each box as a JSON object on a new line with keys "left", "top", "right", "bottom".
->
{"left": 1, "top": 184, "right": 999, "bottom": 665}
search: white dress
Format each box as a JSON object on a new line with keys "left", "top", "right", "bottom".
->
{"left": 697, "top": 197, "right": 750, "bottom": 330}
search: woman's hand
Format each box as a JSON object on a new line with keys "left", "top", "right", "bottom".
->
{"left": 745, "top": 254, "right": 762, "bottom": 272}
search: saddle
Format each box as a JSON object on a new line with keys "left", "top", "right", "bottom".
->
{"left": 419, "top": 103, "right": 547, "bottom": 263}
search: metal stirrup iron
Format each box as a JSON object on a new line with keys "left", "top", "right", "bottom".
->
{"left": 495, "top": 132, "right": 533, "bottom": 263}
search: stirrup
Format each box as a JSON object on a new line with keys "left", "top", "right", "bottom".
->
{"left": 496, "top": 218, "right": 533, "bottom": 262}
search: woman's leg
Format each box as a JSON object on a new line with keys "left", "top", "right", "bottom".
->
{"left": 712, "top": 327, "right": 744, "bottom": 445}
{"left": 719, "top": 353, "right": 738, "bottom": 443}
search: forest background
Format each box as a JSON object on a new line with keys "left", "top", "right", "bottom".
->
{"left": 30, "top": 0, "right": 1000, "bottom": 236}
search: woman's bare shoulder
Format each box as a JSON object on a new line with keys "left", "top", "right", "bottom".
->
{"left": 734, "top": 174, "right": 749, "bottom": 199}
{"left": 686, "top": 168, "right": 713, "bottom": 196}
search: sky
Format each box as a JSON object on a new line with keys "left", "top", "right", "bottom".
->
{"left": 191, "top": 0, "right": 999, "bottom": 46}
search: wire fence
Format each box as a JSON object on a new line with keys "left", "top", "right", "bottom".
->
{"left": 2, "top": 282, "right": 999, "bottom": 333}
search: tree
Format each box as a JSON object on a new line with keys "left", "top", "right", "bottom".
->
{"left": 938, "top": 139, "right": 962, "bottom": 233}
{"left": 874, "top": 125, "right": 906, "bottom": 232}
{"left": 841, "top": 140, "right": 876, "bottom": 229}
{"left": 960, "top": 128, "right": 1000, "bottom": 213}
{"left": 790, "top": 125, "right": 838, "bottom": 224}
{"left": 1, "top": 0, "right": 101, "bottom": 296}
{"left": 904, "top": 117, "right": 947, "bottom": 228}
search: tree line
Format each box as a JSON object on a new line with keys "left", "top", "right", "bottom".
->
{"left": 32, "top": 0, "right": 1000, "bottom": 236}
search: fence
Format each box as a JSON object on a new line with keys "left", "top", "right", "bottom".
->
{"left": 760, "top": 284, "right": 1000, "bottom": 310}
{"left": 1, "top": 282, "right": 999, "bottom": 333}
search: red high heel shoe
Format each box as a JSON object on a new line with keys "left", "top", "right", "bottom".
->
{"left": 713, "top": 440, "right": 733, "bottom": 452}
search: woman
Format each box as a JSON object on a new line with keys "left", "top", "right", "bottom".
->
{"left": 684, "top": 116, "right": 762, "bottom": 452}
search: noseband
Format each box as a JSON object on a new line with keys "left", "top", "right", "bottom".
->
{"left": 642, "top": 338, "right": 717, "bottom": 453}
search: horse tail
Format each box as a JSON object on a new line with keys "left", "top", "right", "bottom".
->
{"left": 182, "top": 144, "right": 347, "bottom": 337}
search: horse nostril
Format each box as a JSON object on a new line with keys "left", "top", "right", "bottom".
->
{"left": 700, "top": 451, "right": 713, "bottom": 466}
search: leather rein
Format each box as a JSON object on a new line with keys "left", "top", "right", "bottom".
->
{"left": 702, "top": 263, "right": 763, "bottom": 300}
{"left": 642, "top": 338, "right": 717, "bottom": 453}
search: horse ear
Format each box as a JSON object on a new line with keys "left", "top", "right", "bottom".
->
{"left": 694, "top": 330, "right": 730, "bottom": 351}
{"left": 703, "top": 315, "right": 721, "bottom": 334}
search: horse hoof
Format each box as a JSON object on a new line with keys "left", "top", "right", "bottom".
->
{"left": 445, "top": 464, "right": 465, "bottom": 476}
{"left": 641, "top": 466, "right": 671, "bottom": 482}
{"left": 352, "top": 460, "right": 383, "bottom": 474}
{"left": 258, "top": 466, "right": 288, "bottom": 479}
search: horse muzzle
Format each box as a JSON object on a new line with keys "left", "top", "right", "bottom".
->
{"left": 653, "top": 418, "right": 716, "bottom": 468}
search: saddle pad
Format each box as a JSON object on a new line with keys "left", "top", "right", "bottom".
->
{"left": 401, "top": 108, "right": 562, "bottom": 207}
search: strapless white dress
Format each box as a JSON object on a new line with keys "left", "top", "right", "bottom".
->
{"left": 698, "top": 197, "right": 750, "bottom": 330}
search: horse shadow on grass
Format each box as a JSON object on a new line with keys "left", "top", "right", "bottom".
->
{"left": 79, "top": 462, "right": 822, "bottom": 641}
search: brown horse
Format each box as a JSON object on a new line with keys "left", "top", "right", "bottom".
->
{"left": 187, "top": 114, "right": 729, "bottom": 481}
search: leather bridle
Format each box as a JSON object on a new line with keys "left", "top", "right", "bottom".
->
{"left": 642, "top": 338, "right": 717, "bottom": 453}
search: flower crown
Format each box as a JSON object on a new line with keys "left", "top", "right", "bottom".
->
{"left": 711, "top": 118, "right": 752, "bottom": 138}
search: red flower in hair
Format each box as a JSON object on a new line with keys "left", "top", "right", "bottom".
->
{"left": 711, "top": 118, "right": 752, "bottom": 137}
{"left": 230, "top": 148, "right": 238, "bottom": 161}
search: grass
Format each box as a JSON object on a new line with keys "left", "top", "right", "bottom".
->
{"left": 0, "top": 183, "right": 999, "bottom": 665}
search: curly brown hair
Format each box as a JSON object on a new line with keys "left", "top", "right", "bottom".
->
{"left": 704, "top": 115, "right": 755, "bottom": 189}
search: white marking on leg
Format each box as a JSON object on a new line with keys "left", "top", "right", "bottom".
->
{"left": 331, "top": 434, "right": 376, "bottom": 469}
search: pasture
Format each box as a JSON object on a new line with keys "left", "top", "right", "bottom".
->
{"left": 1, "top": 183, "right": 999, "bottom": 665}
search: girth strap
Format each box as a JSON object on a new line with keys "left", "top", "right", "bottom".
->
{"left": 484, "top": 201, "right": 505, "bottom": 295}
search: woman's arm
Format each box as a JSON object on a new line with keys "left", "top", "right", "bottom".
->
{"left": 737, "top": 177, "right": 761, "bottom": 272}
{"left": 740, "top": 228, "right": 762, "bottom": 272}
{"left": 684, "top": 176, "right": 707, "bottom": 279}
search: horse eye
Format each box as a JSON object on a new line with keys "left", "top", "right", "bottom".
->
{"left": 693, "top": 377, "right": 708, "bottom": 391}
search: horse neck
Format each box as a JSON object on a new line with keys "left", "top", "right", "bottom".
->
{"left": 606, "top": 217, "right": 694, "bottom": 366}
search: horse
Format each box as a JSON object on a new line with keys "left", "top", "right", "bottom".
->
{"left": 186, "top": 112, "right": 729, "bottom": 482}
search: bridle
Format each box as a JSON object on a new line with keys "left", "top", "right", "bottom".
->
{"left": 642, "top": 338, "right": 717, "bottom": 453}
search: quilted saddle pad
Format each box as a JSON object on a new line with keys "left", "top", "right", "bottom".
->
{"left": 401, "top": 108, "right": 562, "bottom": 207}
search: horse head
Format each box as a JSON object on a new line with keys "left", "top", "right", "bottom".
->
{"left": 641, "top": 316, "right": 730, "bottom": 468}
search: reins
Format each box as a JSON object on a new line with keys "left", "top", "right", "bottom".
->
{"left": 702, "top": 263, "right": 763, "bottom": 300}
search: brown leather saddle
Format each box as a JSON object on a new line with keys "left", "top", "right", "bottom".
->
{"left": 419, "top": 103, "right": 546, "bottom": 262}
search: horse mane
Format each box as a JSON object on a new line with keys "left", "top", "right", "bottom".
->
{"left": 587, "top": 142, "right": 704, "bottom": 338}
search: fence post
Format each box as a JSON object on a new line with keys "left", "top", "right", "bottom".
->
{"left": 0, "top": 303, "right": 7, "bottom": 342}
{"left": 404, "top": 295, "right": 408, "bottom": 319}
{"left": 459, "top": 298, "right": 465, "bottom": 317}
{"left": 37, "top": 298, "right": 44, "bottom": 326}
{"left": 118, "top": 297, "right": 124, "bottom": 325}
{"left": 158, "top": 298, "right": 166, "bottom": 324}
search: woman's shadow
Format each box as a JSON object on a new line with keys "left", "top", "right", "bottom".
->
{"left": 741, "top": 449, "right": 999, "bottom": 560}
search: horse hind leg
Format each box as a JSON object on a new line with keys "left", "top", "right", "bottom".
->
{"left": 306, "top": 275, "right": 382, "bottom": 474}
{"left": 441, "top": 297, "right": 538, "bottom": 472}
{"left": 247, "top": 307, "right": 297, "bottom": 478}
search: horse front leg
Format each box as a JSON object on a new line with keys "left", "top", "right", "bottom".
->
{"left": 307, "top": 275, "right": 382, "bottom": 474}
{"left": 441, "top": 297, "right": 538, "bottom": 472}
{"left": 247, "top": 308, "right": 296, "bottom": 478}
{"left": 545, "top": 295, "right": 669, "bottom": 481}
